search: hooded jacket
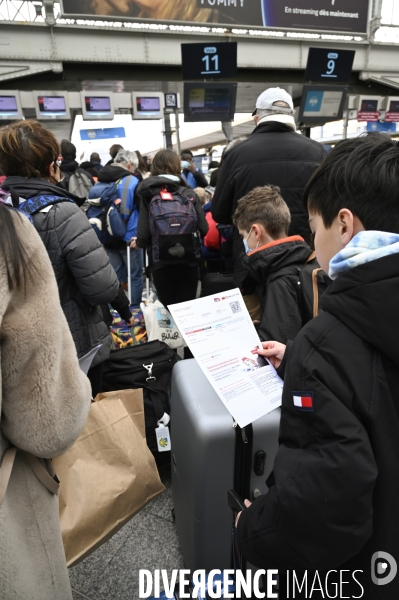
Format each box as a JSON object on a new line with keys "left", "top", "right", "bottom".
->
{"left": 0, "top": 210, "right": 92, "bottom": 600}
{"left": 211, "top": 121, "right": 325, "bottom": 285}
{"left": 237, "top": 253, "right": 399, "bottom": 599}
{"left": 2, "top": 176, "right": 119, "bottom": 367}
{"left": 96, "top": 163, "right": 140, "bottom": 249}
{"left": 242, "top": 236, "right": 312, "bottom": 343}
{"left": 136, "top": 176, "right": 208, "bottom": 270}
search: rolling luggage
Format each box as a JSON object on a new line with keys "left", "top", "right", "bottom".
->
{"left": 170, "top": 358, "right": 280, "bottom": 572}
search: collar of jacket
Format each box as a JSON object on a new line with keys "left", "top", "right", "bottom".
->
{"left": 253, "top": 121, "right": 298, "bottom": 135}
{"left": 321, "top": 253, "right": 399, "bottom": 367}
{"left": 60, "top": 159, "right": 79, "bottom": 174}
{"left": 244, "top": 236, "right": 311, "bottom": 284}
{"left": 248, "top": 235, "right": 304, "bottom": 257}
{"left": 2, "top": 176, "right": 80, "bottom": 201}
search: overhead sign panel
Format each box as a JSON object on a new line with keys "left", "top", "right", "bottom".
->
{"left": 305, "top": 48, "right": 355, "bottom": 83}
{"left": 60, "top": 0, "right": 369, "bottom": 34}
{"left": 181, "top": 43, "right": 237, "bottom": 80}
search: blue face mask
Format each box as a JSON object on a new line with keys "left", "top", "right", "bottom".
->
{"left": 243, "top": 229, "right": 259, "bottom": 255}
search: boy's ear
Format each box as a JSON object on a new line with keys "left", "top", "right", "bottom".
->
{"left": 338, "top": 209, "right": 365, "bottom": 245}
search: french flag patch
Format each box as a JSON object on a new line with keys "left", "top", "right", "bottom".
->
{"left": 293, "top": 391, "right": 314, "bottom": 412}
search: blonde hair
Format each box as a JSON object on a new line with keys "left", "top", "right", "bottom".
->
{"left": 139, "top": 0, "right": 213, "bottom": 22}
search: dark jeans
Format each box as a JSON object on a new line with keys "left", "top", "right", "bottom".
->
{"left": 153, "top": 266, "right": 198, "bottom": 359}
{"left": 152, "top": 265, "right": 199, "bottom": 308}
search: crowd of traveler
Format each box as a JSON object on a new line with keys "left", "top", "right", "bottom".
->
{"left": 0, "top": 85, "right": 398, "bottom": 599}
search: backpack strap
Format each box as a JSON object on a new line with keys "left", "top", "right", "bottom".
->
{"left": 311, "top": 268, "right": 323, "bottom": 318}
{"left": 306, "top": 250, "right": 317, "bottom": 264}
{"left": 0, "top": 447, "right": 60, "bottom": 506}
{"left": 118, "top": 175, "right": 134, "bottom": 216}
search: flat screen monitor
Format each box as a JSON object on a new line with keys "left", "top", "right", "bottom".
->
{"left": 299, "top": 85, "right": 348, "bottom": 124}
{"left": 81, "top": 92, "right": 114, "bottom": 120}
{"left": 361, "top": 99, "right": 378, "bottom": 112}
{"left": 184, "top": 83, "right": 237, "bottom": 123}
{"left": 389, "top": 100, "right": 399, "bottom": 113}
{"left": 181, "top": 42, "right": 237, "bottom": 80}
{"left": 33, "top": 91, "right": 70, "bottom": 120}
{"left": 132, "top": 92, "right": 164, "bottom": 119}
{"left": 0, "top": 91, "right": 23, "bottom": 120}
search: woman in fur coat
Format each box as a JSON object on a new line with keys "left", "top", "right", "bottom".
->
{"left": 0, "top": 201, "right": 92, "bottom": 599}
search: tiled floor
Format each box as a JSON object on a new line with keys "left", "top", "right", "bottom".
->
{"left": 69, "top": 466, "right": 184, "bottom": 600}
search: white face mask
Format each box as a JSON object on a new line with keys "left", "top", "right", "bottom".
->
{"left": 181, "top": 160, "right": 191, "bottom": 170}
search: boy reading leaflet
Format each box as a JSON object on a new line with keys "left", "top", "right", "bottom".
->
{"left": 236, "top": 134, "right": 399, "bottom": 599}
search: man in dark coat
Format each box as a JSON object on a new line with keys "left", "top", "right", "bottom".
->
{"left": 236, "top": 134, "right": 399, "bottom": 600}
{"left": 211, "top": 87, "right": 325, "bottom": 285}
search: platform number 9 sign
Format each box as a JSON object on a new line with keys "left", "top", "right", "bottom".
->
{"left": 324, "top": 52, "right": 338, "bottom": 78}
{"left": 201, "top": 47, "right": 221, "bottom": 76}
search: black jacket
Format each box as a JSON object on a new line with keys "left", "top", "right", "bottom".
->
{"left": 237, "top": 253, "right": 399, "bottom": 599}
{"left": 242, "top": 237, "right": 312, "bottom": 343}
{"left": 136, "top": 176, "right": 208, "bottom": 271}
{"left": 3, "top": 176, "right": 119, "bottom": 367}
{"left": 211, "top": 122, "right": 324, "bottom": 285}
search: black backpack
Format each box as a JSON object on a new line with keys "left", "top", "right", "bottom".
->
{"left": 296, "top": 251, "right": 331, "bottom": 325}
{"left": 101, "top": 340, "right": 179, "bottom": 460}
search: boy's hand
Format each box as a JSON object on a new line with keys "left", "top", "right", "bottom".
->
{"left": 235, "top": 499, "right": 252, "bottom": 527}
{"left": 255, "top": 341, "right": 286, "bottom": 369}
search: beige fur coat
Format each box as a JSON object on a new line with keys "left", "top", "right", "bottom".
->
{"left": 0, "top": 211, "right": 92, "bottom": 599}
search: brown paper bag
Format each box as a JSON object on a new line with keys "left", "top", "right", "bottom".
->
{"left": 53, "top": 389, "right": 165, "bottom": 567}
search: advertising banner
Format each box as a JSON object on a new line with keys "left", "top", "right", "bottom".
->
{"left": 60, "top": 0, "right": 369, "bottom": 34}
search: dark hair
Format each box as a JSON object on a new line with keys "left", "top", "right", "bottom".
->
{"left": 90, "top": 152, "right": 101, "bottom": 163}
{"left": 233, "top": 185, "right": 290, "bottom": 238}
{"left": 304, "top": 133, "right": 399, "bottom": 233}
{"left": 0, "top": 204, "right": 30, "bottom": 290}
{"left": 0, "top": 120, "right": 59, "bottom": 178}
{"left": 109, "top": 144, "right": 124, "bottom": 159}
{"left": 181, "top": 149, "right": 193, "bottom": 158}
{"left": 61, "top": 139, "right": 76, "bottom": 161}
{"left": 209, "top": 160, "right": 219, "bottom": 169}
{"left": 135, "top": 149, "right": 149, "bottom": 173}
{"left": 151, "top": 149, "right": 183, "bottom": 181}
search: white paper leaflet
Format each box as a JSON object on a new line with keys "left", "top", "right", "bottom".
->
{"left": 169, "top": 289, "right": 283, "bottom": 427}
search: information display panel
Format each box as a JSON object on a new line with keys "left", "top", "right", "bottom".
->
{"left": 132, "top": 92, "right": 164, "bottom": 119}
{"left": 0, "top": 91, "right": 23, "bottom": 120}
{"left": 184, "top": 83, "right": 237, "bottom": 123}
{"left": 34, "top": 93, "right": 70, "bottom": 120}
{"left": 81, "top": 92, "right": 114, "bottom": 120}
{"left": 299, "top": 85, "right": 347, "bottom": 124}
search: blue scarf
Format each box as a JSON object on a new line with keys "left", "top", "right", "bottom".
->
{"left": 329, "top": 231, "right": 399, "bottom": 280}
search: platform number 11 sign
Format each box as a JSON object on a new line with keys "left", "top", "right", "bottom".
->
{"left": 181, "top": 42, "right": 237, "bottom": 80}
{"left": 201, "top": 47, "right": 220, "bottom": 75}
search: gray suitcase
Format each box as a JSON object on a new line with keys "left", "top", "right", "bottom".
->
{"left": 171, "top": 358, "right": 281, "bottom": 572}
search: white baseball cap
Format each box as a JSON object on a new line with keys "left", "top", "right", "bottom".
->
{"left": 252, "top": 87, "right": 294, "bottom": 116}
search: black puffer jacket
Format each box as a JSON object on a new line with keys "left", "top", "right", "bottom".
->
{"left": 2, "top": 177, "right": 119, "bottom": 367}
{"left": 212, "top": 121, "right": 325, "bottom": 285}
{"left": 242, "top": 236, "right": 312, "bottom": 343}
{"left": 238, "top": 253, "right": 399, "bottom": 599}
{"left": 136, "top": 176, "right": 208, "bottom": 271}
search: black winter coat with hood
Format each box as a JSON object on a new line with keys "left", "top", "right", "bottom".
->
{"left": 2, "top": 177, "right": 119, "bottom": 367}
{"left": 136, "top": 176, "right": 208, "bottom": 271}
{"left": 237, "top": 253, "right": 399, "bottom": 600}
{"left": 242, "top": 236, "right": 312, "bottom": 344}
